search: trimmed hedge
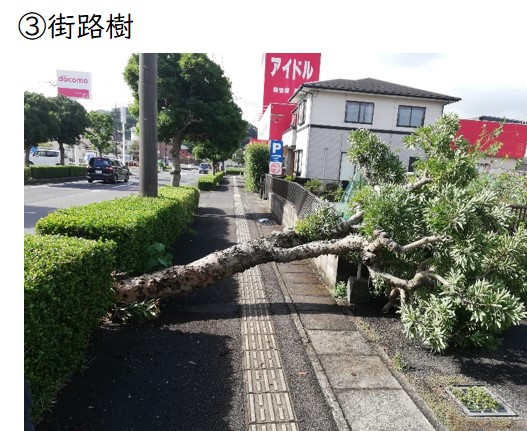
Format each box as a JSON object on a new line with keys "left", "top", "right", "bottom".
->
{"left": 244, "top": 142, "right": 269, "bottom": 192}
{"left": 28, "top": 165, "right": 86, "bottom": 181}
{"left": 24, "top": 234, "right": 116, "bottom": 422}
{"left": 35, "top": 185, "right": 200, "bottom": 274}
{"left": 197, "top": 171, "right": 225, "bottom": 191}
{"left": 225, "top": 167, "right": 244, "bottom": 175}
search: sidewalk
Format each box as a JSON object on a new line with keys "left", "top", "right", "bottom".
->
{"left": 37, "top": 174, "right": 444, "bottom": 431}
{"left": 235, "top": 175, "right": 443, "bottom": 431}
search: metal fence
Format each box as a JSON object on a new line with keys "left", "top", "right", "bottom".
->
{"left": 266, "top": 175, "right": 325, "bottom": 219}
{"left": 509, "top": 205, "right": 527, "bottom": 232}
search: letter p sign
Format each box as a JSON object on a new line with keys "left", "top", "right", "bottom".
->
{"left": 269, "top": 140, "right": 283, "bottom": 163}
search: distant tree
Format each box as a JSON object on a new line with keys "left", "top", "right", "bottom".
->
{"left": 231, "top": 147, "right": 245, "bottom": 166}
{"left": 84, "top": 111, "right": 114, "bottom": 156}
{"left": 50, "top": 95, "right": 89, "bottom": 165}
{"left": 128, "top": 140, "right": 139, "bottom": 160}
{"left": 24, "top": 92, "right": 59, "bottom": 166}
{"left": 109, "top": 107, "right": 137, "bottom": 142}
{"left": 124, "top": 53, "right": 246, "bottom": 186}
{"left": 242, "top": 123, "right": 258, "bottom": 147}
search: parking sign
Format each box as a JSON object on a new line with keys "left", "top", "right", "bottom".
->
{"left": 269, "top": 140, "right": 283, "bottom": 163}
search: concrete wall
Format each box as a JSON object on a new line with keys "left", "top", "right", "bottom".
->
{"left": 269, "top": 192, "right": 339, "bottom": 288}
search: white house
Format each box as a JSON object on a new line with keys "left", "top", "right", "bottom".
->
{"left": 282, "top": 78, "right": 461, "bottom": 181}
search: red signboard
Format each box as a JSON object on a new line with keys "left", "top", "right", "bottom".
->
{"left": 262, "top": 53, "right": 321, "bottom": 114}
{"left": 458, "top": 119, "right": 527, "bottom": 159}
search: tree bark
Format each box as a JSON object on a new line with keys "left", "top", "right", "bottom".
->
{"left": 170, "top": 132, "right": 183, "bottom": 187}
{"left": 115, "top": 230, "right": 367, "bottom": 303}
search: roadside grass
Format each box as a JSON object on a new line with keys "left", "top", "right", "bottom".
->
{"left": 408, "top": 374, "right": 525, "bottom": 431}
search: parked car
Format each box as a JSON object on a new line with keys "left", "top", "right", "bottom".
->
{"left": 29, "top": 149, "right": 62, "bottom": 166}
{"left": 86, "top": 157, "right": 130, "bottom": 183}
{"left": 198, "top": 163, "right": 211, "bottom": 174}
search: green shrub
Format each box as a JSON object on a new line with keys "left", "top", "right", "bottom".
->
{"left": 331, "top": 281, "right": 347, "bottom": 298}
{"left": 244, "top": 142, "right": 269, "bottom": 192}
{"left": 35, "top": 185, "right": 199, "bottom": 274}
{"left": 24, "top": 234, "right": 116, "bottom": 421}
{"left": 225, "top": 167, "right": 244, "bottom": 176}
{"left": 305, "top": 179, "right": 324, "bottom": 193}
{"left": 198, "top": 174, "right": 216, "bottom": 190}
{"left": 26, "top": 165, "right": 87, "bottom": 182}
{"left": 214, "top": 171, "right": 225, "bottom": 184}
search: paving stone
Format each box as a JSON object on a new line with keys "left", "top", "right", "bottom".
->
{"left": 318, "top": 354, "right": 400, "bottom": 389}
{"left": 308, "top": 330, "right": 373, "bottom": 356}
{"left": 244, "top": 349, "right": 283, "bottom": 370}
{"left": 280, "top": 272, "right": 324, "bottom": 285}
{"left": 285, "top": 283, "right": 328, "bottom": 296}
{"left": 245, "top": 368, "right": 288, "bottom": 393}
{"left": 248, "top": 393, "right": 296, "bottom": 424}
{"left": 290, "top": 295, "right": 337, "bottom": 312}
{"left": 335, "top": 389, "right": 436, "bottom": 431}
{"left": 243, "top": 333, "right": 278, "bottom": 351}
{"left": 248, "top": 422, "right": 299, "bottom": 431}
{"left": 298, "top": 312, "right": 354, "bottom": 331}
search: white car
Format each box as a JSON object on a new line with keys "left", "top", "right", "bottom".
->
{"left": 29, "top": 149, "right": 62, "bottom": 166}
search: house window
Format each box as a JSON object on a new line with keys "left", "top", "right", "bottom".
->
{"left": 298, "top": 100, "right": 306, "bottom": 126}
{"left": 295, "top": 150, "right": 303, "bottom": 176}
{"left": 397, "top": 106, "right": 425, "bottom": 127}
{"left": 345, "top": 101, "right": 374, "bottom": 124}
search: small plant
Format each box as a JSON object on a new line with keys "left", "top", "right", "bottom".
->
{"left": 110, "top": 299, "right": 161, "bottom": 324}
{"left": 305, "top": 178, "right": 323, "bottom": 193}
{"left": 146, "top": 242, "right": 173, "bottom": 271}
{"left": 392, "top": 350, "right": 406, "bottom": 372}
{"left": 331, "top": 281, "right": 347, "bottom": 298}
{"left": 450, "top": 386, "right": 500, "bottom": 412}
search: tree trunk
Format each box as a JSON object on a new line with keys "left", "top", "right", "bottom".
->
{"left": 115, "top": 230, "right": 367, "bottom": 303}
{"left": 170, "top": 132, "right": 183, "bottom": 187}
{"left": 58, "top": 142, "right": 66, "bottom": 165}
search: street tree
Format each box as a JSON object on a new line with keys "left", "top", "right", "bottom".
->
{"left": 124, "top": 53, "right": 246, "bottom": 186}
{"left": 24, "top": 92, "right": 59, "bottom": 166}
{"left": 109, "top": 107, "right": 137, "bottom": 143}
{"left": 84, "top": 111, "right": 114, "bottom": 156}
{"left": 231, "top": 147, "right": 245, "bottom": 167}
{"left": 113, "top": 114, "right": 527, "bottom": 352}
{"left": 50, "top": 95, "right": 89, "bottom": 165}
{"left": 241, "top": 123, "right": 258, "bottom": 147}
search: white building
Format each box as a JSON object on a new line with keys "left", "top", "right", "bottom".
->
{"left": 282, "top": 78, "right": 461, "bottom": 181}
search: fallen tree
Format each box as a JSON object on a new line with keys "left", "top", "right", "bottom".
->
{"left": 115, "top": 114, "right": 527, "bottom": 352}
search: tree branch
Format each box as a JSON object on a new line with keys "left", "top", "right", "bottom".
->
{"left": 115, "top": 234, "right": 367, "bottom": 303}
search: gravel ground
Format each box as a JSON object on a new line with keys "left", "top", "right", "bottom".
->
{"left": 346, "top": 296, "right": 527, "bottom": 431}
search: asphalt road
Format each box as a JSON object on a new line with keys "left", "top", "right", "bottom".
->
{"left": 24, "top": 169, "right": 199, "bottom": 234}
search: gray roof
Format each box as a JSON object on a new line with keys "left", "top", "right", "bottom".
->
{"left": 290, "top": 78, "right": 461, "bottom": 104}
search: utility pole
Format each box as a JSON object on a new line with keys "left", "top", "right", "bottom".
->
{"left": 121, "top": 106, "right": 127, "bottom": 165}
{"left": 139, "top": 53, "right": 158, "bottom": 197}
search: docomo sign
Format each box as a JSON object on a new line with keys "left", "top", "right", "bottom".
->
{"left": 57, "top": 70, "right": 92, "bottom": 99}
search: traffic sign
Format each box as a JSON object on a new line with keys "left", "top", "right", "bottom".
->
{"left": 269, "top": 161, "right": 282, "bottom": 175}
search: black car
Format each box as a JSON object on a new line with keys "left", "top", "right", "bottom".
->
{"left": 198, "top": 163, "right": 211, "bottom": 174}
{"left": 87, "top": 157, "right": 130, "bottom": 183}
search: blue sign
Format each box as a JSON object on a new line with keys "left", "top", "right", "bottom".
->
{"left": 269, "top": 140, "right": 283, "bottom": 163}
